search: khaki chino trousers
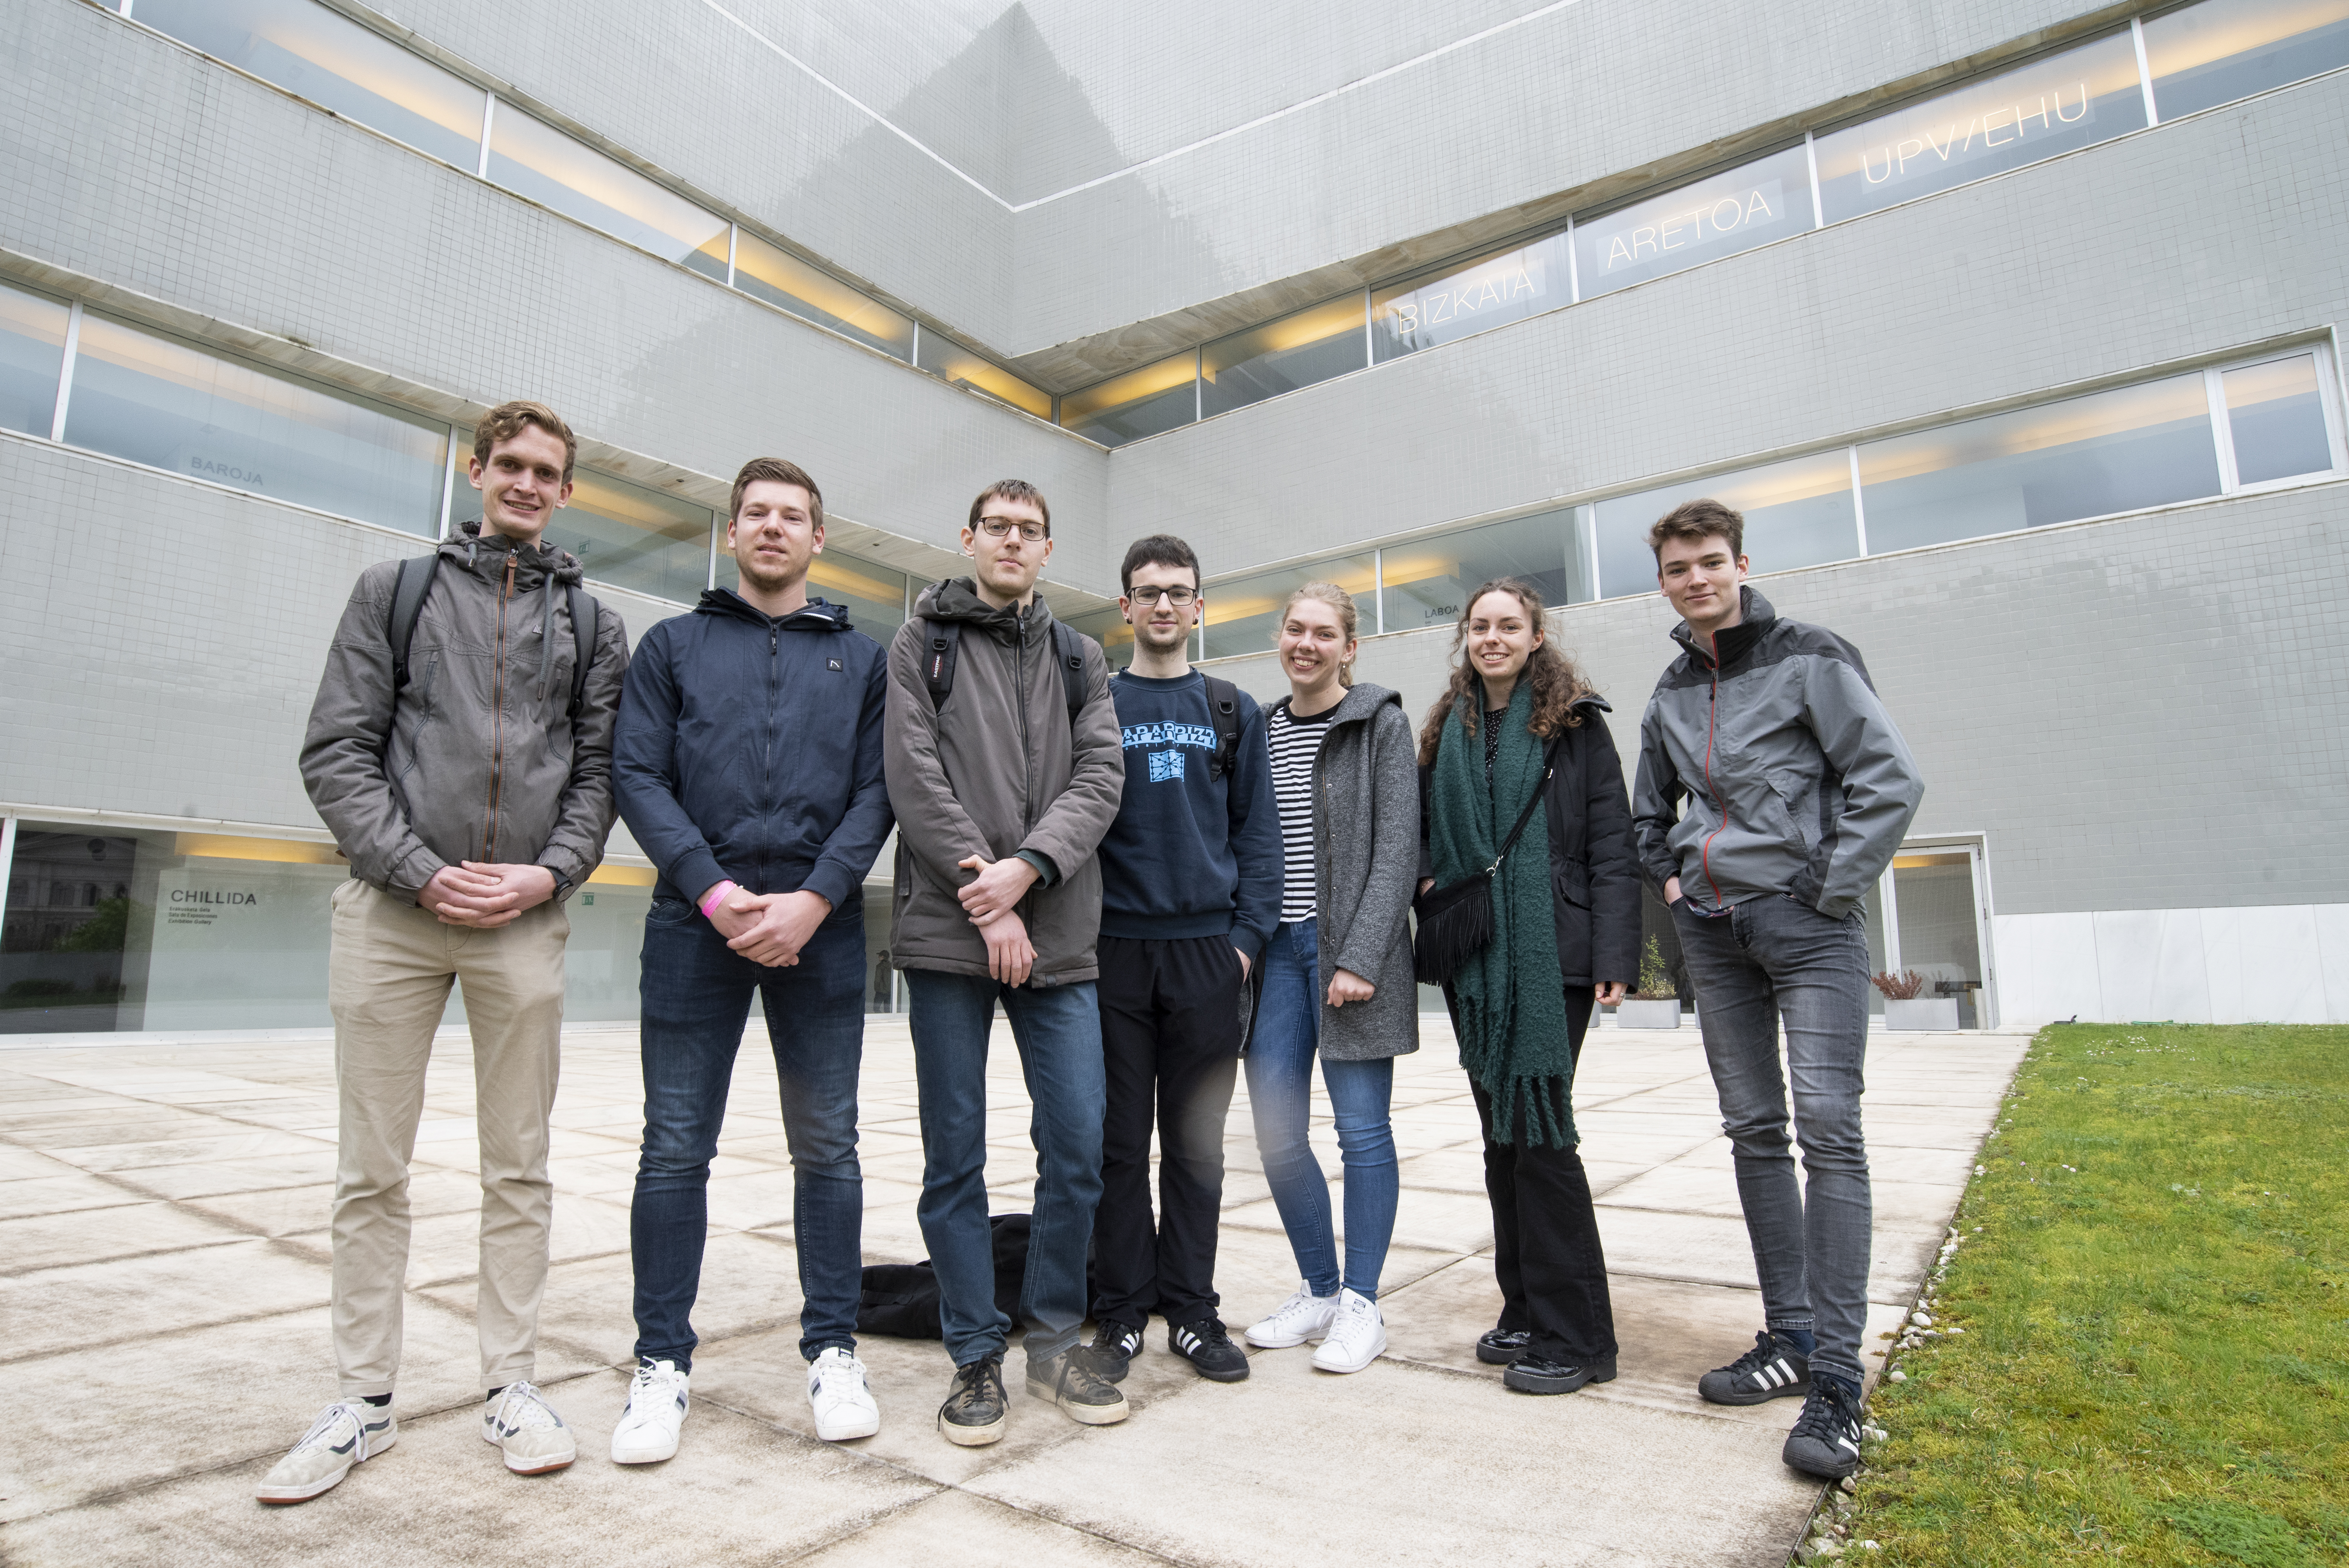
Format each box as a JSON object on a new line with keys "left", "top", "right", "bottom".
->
{"left": 327, "top": 879, "right": 568, "bottom": 1399}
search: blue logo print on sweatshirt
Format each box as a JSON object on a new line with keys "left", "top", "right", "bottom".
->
{"left": 1148, "top": 750, "right": 1185, "bottom": 783}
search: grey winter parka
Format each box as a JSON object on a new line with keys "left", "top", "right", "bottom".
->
{"left": 1631, "top": 585, "right": 1922, "bottom": 919}
{"left": 299, "top": 522, "right": 630, "bottom": 904}
{"left": 882, "top": 580, "right": 1123, "bottom": 987}
{"left": 1292, "top": 683, "right": 1420, "bottom": 1062}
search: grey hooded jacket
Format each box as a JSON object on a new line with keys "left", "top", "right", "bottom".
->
{"left": 882, "top": 580, "right": 1123, "bottom": 986}
{"left": 1293, "top": 683, "right": 1420, "bottom": 1063}
{"left": 300, "top": 522, "right": 630, "bottom": 904}
{"left": 1631, "top": 586, "right": 1922, "bottom": 920}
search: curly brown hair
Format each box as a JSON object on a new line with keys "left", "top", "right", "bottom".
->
{"left": 1415, "top": 578, "right": 1595, "bottom": 765}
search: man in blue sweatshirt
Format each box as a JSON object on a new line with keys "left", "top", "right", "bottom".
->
{"left": 608, "top": 458, "right": 893, "bottom": 1466}
{"left": 1083, "top": 535, "right": 1281, "bottom": 1383}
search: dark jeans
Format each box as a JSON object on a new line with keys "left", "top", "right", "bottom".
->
{"left": 905, "top": 969, "right": 1105, "bottom": 1367}
{"left": 1471, "top": 984, "right": 1616, "bottom": 1365}
{"left": 1675, "top": 893, "right": 1873, "bottom": 1390}
{"left": 631, "top": 899, "right": 865, "bottom": 1370}
{"left": 1093, "top": 933, "right": 1243, "bottom": 1331}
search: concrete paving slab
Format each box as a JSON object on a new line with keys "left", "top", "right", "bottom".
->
{"left": 792, "top": 1486, "right": 1168, "bottom": 1567}
{"left": 0, "top": 1169, "right": 148, "bottom": 1219}
{"left": 0, "top": 1240, "right": 335, "bottom": 1363}
{"left": 479, "top": 1228, "right": 808, "bottom": 1368}
{"left": 0, "top": 1200, "right": 253, "bottom": 1274}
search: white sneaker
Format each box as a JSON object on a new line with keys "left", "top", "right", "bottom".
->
{"left": 1246, "top": 1285, "right": 1339, "bottom": 1349}
{"left": 808, "top": 1346, "right": 880, "bottom": 1441}
{"left": 610, "top": 1359, "right": 689, "bottom": 1464}
{"left": 255, "top": 1399, "right": 396, "bottom": 1504}
{"left": 1311, "top": 1288, "right": 1387, "bottom": 1374}
{"left": 483, "top": 1380, "right": 577, "bottom": 1474}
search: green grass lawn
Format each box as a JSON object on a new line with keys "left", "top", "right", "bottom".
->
{"left": 1848, "top": 1023, "right": 2348, "bottom": 1566}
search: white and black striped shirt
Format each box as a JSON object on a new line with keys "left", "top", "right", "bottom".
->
{"left": 1268, "top": 701, "right": 1338, "bottom": 923}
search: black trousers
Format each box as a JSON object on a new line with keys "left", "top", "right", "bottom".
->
{"left": 1093, "top": 933, "right": 1243, "bottom": 1330}
{"left": 1472, "top": 984, "right": 1618, "bottom": 1365}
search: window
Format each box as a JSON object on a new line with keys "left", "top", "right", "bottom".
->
{"left": 63, "top": 313, "right": 449, "bottom": 535}
{"left": 1814, "top": 31, "right": 2148, "bottom": 223}
{"left": 732, "top": 232, "right": 913, "bottom": 360}
{"left": 542, "top": 470, "right": 714, "bottom": 604}
{"left": 133, "top": 0, "right": 485, "bottom": 171}
{"left": 1065, "top": 607, "right": 1136, "bottom": 669}
{"left": 1856, "top": 372, "right": 2220, "bottom": 553}
{"left": 1379, "top": 509, "right": 1592, "bottom": 634}
{"left": 915, "top": 329, "right": 1053, "bottom": 420}
{"left": 2222, "top": 353, "right": 2336, "bottom": 484}
{"left": 1059, "top": 351, "right": 1197, "bottom": 446}
{"left": 2145, "top": 0, "right": 2349, "bottom": 120}
{"left": 1372, "top": 232, "right": 1572, "bottom": 362}
{"left": 0, "top": 280, "right": 67, "bottom": 438}
{"left": 1573, "top": 145, "right": 1816, "bottom": 299}
{"left": 1201, "top": 553, "right": 1377, "bottom": 661}
{"left": 1593, "top": 449, "right": 1860, "bottom": 599}
{"left": 806, "top": 559, "right": 912, "bottom": 636}
{"left": 488, "top": 106, "right": 729, "bottom": 280}
{"left": 1201, "top": 296, "right": 1366, "bottom": 415}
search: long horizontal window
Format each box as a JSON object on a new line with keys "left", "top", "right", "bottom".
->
{"left": 1192, "top": 343, "right": 2343, "bottom": 652}
{"left": 1060, "top": 351, "right": 1198, "bottom": 445}
{"left": 0, "top": 281, "right": 68, "bottom": 440}
{"left": 715, "top": 549, "right": 910, "bottom": 637}
{"left": 539, "top": 469, "right": 716, "bottom": 606}
{"left": 2144, "top": 0, "right": 2349, "bottom": 118}
{"left": 734, "top": 232, "right": 913, "bottom": 360}
{"left": 1373, "top": 234, "right": 1570, "bottom": 361}
{"left": 914, "top": 329, "right": 1052, "bottom": 420}
{"left": 60, "top": 310, "right": 449, "bottom": 536}
{"left": 487, "top": 106, "right": 730, "bottom": 281}
{"left": 1203, "top": 298, "right": 1366, "bottom": 417}
{"left": 1572, "top": 145, "right": 1815, "bottom": 300}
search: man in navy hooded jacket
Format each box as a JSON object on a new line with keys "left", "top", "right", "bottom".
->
{"left": 608, "top": 458, "right": 893, "bottom": 1467}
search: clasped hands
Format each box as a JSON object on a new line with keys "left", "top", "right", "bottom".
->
{"left": 420, "top": 861, "right": 555, "bottom": 928}
{"left": 703, "top": 883, "right": 833, "bottom": 967}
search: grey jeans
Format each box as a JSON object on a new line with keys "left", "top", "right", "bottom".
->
{"left": 1674, "top": 893, "right": 1872, "bottom": 1390}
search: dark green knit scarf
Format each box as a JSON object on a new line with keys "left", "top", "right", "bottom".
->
{"left": 1428, "top": 681, "right": 1576, "bottom": 1147}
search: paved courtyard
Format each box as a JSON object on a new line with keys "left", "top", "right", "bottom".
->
{"left": 0, "top": 1015, "right": 2028, "bottom": 1567}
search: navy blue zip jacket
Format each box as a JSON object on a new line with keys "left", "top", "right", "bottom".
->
{"left": 614, "top": 590, "right": 892, "bottom": 916}
{"left": 1096, "top": 670, "right": 1281, "bottom": 960}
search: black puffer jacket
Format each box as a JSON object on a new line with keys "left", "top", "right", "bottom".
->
{"left": 1542, "top": 696, "right": 1643, "bottom": 988}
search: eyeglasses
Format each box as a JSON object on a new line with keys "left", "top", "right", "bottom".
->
{"left": 975, "top": 516, "right": 1047, "bottom": 542}
{"left": 1126, "top": 585, "right": 1197, "bottom": 606}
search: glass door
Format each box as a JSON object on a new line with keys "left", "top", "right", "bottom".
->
{"left": 1867, "top": 844, "right": 1995, "bottom": 1027}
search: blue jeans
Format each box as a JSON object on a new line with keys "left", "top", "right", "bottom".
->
{"left": 905, "top": 970, "right": 1105, "bottom": 1367}
{"left": 1243, "top": 919, "right": 1398, "bottom": 1300}
{"left": 631, "top": 898, "right": 865, "bottom": 1370}
{"left": 1675, "top": 893, "right": 1873, "bottom": 1391}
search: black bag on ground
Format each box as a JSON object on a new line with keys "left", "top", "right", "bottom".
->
{"left": 855, "top": 1214, "right": 1100, "bottom": 1340}
{"left": 1411, "top": 733, "right": 1562, "bottom": 987}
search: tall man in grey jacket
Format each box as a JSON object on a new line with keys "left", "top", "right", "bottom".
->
{"left": 884, "top": 479, "right": 1126, "bottom": 1447}
{"left": 1631, "top": 498, "right": 1922, "bottom": 1482}
{"left": 270, "top": 401, "right": 629, "bottom": 1505}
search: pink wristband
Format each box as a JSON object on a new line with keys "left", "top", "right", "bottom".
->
{"left": 698, "top": 881, "right": 738, "bottom": 919}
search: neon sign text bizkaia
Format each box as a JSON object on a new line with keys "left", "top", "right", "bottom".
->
{"left": 1594, "top": 181, "right": 1784, "bottom": 273}
{"left": 1858, "top": 82, "right": 2091, "bottom": 185}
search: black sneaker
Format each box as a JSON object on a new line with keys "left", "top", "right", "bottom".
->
{"left": 1698, "top": 1330, "right": 1813, "bottom": 1406}
{"left": 1502, "top": 1352, "right": 1617, "bottom": 1394}
{"left": 937, "top": 1352, "right": 1007, "bottom": 1447}
{"left": 1476, "top": 1328, "right": 1531, "bottom": 1365}
{"left": 1026, "top": 1348, "right": 1129, "bottom": 1425}
{"left": 1085, "top": 1321, "right": 1143, "bottom": 1384}
{"left": 1167, "top": 1318, "right": 1250, "bottom": 1383}
{"left": 1782, "top": 1376, "right": 1865, "bottom": 1479}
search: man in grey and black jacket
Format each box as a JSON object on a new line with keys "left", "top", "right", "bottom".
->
{"left": 883, "top": 479, "right": 1126, "bottom": 1447}
{"left": 268, "top": 401, "right": 629, "bottom": 1505}
{"left": 1631, "top": 497, "right": 1921, "bottom": 1483}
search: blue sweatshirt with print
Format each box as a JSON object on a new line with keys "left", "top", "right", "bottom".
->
{"left": 1095, "top": 670, "right": 1281, "bottom": 958}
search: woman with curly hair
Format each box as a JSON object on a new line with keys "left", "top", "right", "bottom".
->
{"left": 1416, "top": 578, "right": 1641, "bottom": 1394}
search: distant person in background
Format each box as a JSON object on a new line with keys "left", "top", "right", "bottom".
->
{"left": 1240, "top": 582, "right": 1419, "bottom": 1376}
{"left": 1417, "top": 578, "right": 1636, "bottom": 1397}
{"left": 1632, "top": 497, "right": 1922, "bottom": 1480}
{"left": 1082, "top": 534, "right": 1279, "bottom": 1387}
{"left": 608, "top": 457, "right": 892, "bottom": 1466}
{"left": 277, "top": 400, "right": 629, "bottom": 1503}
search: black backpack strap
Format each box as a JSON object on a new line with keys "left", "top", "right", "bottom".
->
{"left": 566, "top": 585, "right": 598, "bottom": 720}
{"left": 387, "top": 554, "right": 441, "bottom": 693}
{"left": 922, "top": 617, "right": 962, "bottom": 712}
{"left": 1052, "top": 620, "right": 1087, "bottom": 724}
{"left": 1202, "top": 676, "right": 1243, "bottom": 780}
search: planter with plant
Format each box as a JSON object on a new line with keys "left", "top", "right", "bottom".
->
{"left": 1872, "top": 967, "right": 1959, "bottom": 1031}
{"left": 1616, "top": 935, "right": 1682, "bottom": 1029}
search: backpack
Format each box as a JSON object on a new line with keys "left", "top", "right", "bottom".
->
{"left": 920, "top": 613, "right": 1089, "bottom": 726}
{"left": 387, "top": 553, "right": 598, "bottom": 720}
{"left": 1111, "top": 669, "right": 1246, "bottom": 781}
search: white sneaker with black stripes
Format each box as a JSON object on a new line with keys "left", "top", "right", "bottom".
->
{"left": 1782, "top": 1376, "right": 1866, "bottom": 1479}
{"left": 611, "top": 1358, "right": 689, "bottom": 1464}
{"left": 483, "top": 1380, "right": 576, "bottom": 1475}
{"left": 255, "top": 1399, "right": 396, "bottom": 1504}
{"left": 1697, "top": 1330, "right": 1812, "bottom": 1406}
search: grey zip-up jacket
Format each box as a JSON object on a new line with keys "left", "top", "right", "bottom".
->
{"left": 883, "top": 580, "right": 1123, "bottom": 986}
{"left": 300, "top": 522, "right": 630, "bottom": 904}
{"left": 1295, "top": 683, "right": 1420, "bottom": 1062}
{"left": 1631, "top": 586, "right": 1921, "bottom": 919}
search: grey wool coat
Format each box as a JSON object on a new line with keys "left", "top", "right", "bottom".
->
{"left": 1292, "top": 682, "right": 1421, "bottom": 1061}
